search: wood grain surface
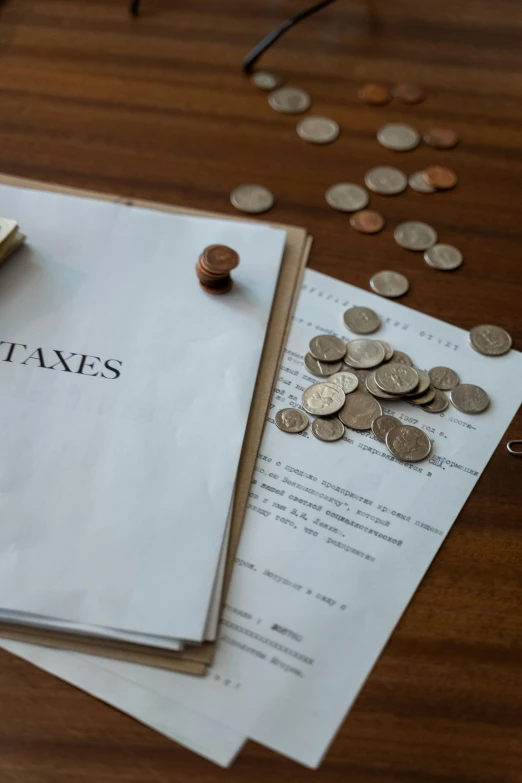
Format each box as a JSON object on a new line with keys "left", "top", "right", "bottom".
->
{"left": 0, "top": 1, "right": 521, "bottom": 781}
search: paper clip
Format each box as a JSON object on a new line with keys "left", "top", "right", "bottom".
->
{"left": 507, "top": 440, "right": 522, "bottom": 456}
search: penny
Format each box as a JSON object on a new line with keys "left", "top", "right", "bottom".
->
{"left": 469, "top": 325, "right": 512, "bottom": 357}
{"left": 364, "top": 166, "right": 408, "bottom": 196}
{"left": 343, "top": 306, "right": 381, "bottom": 334}
{"left": 200, "top": 244, "right": 239, "bottom": 273}
{"left": 344, "top": 338, "right": 385, "bottom": 369}
{"left": 424, "top": 165, "right": 457, "bottom": 190}
{"left": 409, "top": 171, "right": 436, "bottom": 194}
{"left": 428, "top": 366, "right": 460, "bottom": 390}
{"left": 366, "top": 372, "right": 402, "bottom": 399}
{"left": 358, "top": 82, "right": 391, "bottom": 105}
{"left": 250, "top": 71, "right": 284, "bottom": 91}
{"left": 372, "top": 414, "right": 402, "bottom": 443}
{"left": 199, "top": 278, "right": 233, "bottom": 295}
{"left": 376, "top": 340, "right": 394, "bottom": 362}
{"left": 304, "top": 352, "right": 343, "bottom": 377}
{"left": 450, "top": 383, "right": 490, "bottom": 414}
{"left": 405, "top": 369, "right": 431, "bottom": 397}
{"left": 423, "top": 127, "right": 459, "bottom": 149}
{"left": 312, "top": 416, "right": 345, "bottom": 442}
{"left": 309, "top": 334, "right": 347, "bottom": 362}
{"left": 377, "top": 123, "right": 420, "bottom": 152}
{"left": 230, "top": 184, "right": 274, "bottom": 214}
{"left": 349, "top": 210, "right": 385, "bottom": 234}
{"left": 297, "top": 116, "right": 339, "bottom": 144}
{"left": 421, "top": 389, "right": 449, "bottom": 413}
{"left": 391, "top": 83, "right": 425, "bottom": 104}
{"left": 394, "top": 221, "right": 437, "bottom": 251}
{"left": 391, "top": 350, "right": 413, "bottom": 366}
{"left": 386, "top": 425, "right": 432, "bottom": 462}
{"left": 275, "top": 408, "right": 309, "bottom": 433}
{"left": 406, "top": 386, "right": 436, "bottom": 405}
{"left": 424, "top": 244, "right": 463, "bottom": 271}
{"left": 375, "top": 363, "right": 419, "bottom": 395}
{"left": 328, "top": 371, "right": 359, "bottom": 394}
{"left": 302, "top": 382, "right": 345, "bottom": 416}
{"left": 325, "top": 183, "right": 369, "bottom": 212}
{"left": 370, "top": 270, "right": 409, "bottom": 298}
{"left": 338, "top": 392, "right": 382, "bottom": 431}
{"left": 268, "top": 86, "right": 311, "bottom": 114}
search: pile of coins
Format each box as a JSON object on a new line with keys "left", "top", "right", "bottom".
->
{"left": 196, "top": 244, "right": 239, "bottom": 295}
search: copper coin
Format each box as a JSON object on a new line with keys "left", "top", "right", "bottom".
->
{"left": 198, "top": 259, "right": 229, "bottom": 278}
{"left": 424, "top": 166, "right": 457, "bottom": 190}
{"left": 200, "top": 278, "right": 233, "bottom": 295}
{"left": 349, "top": 210, "right": 385, "bottom": 234}
{"left": 358, "top": 83, "right": 391, "bottom": 106}
{"left": 201, "top": 244, "right": 239, "bottom": 273}
{"left": 423, "top": 127, "right": 459, "bottom": 149}
{"left": 391, "top": 83, "right": 425, "bottom": 104}
{"left": 196, "top": 265, "right": 229, "bottom": 286}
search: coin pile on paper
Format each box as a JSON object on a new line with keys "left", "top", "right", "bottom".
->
{"left": 0, "top": 217, "right": 26, "bottom": 265}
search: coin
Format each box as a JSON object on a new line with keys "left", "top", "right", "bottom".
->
{"left": 377, "top": 123, "right": 420, "bottom": 152}
{"left": 394, "top": 221, "right": 437, "bottom": 251}
{"left": 345, "top": 338, "right": 385, "bottom": 368}
{"left": 200, "top": 244, "right": 240, "bottom": 273}
{"left": 297, "top": 116, "right": 339, "bottom": 144}
{"left": 349, "top": 209, "right": 385, "bottom": 234}
{"left": 372, "top": 414, "right": 402, "bottom": 443}
{"left": 364, "top": 166, "right": 408, "bottom": 195}
{"left": 423, "top": 127, "right": 459, "bottom": 149}
{"left": 406, "top": 386, "right": 436, "bottom": 405}
{"left": 304, "top": 352, "right": 343, "bottom": 377}
{"left": 391, "top": 83, "right": 425, "bottom": 104}
{"left": 275, "top": 408, "right": 309, "bottom": 433}
{"left": 421, "top": 389, "right": 449, "bottom": 413}
{"left": 405, "top": 369, "right": 431, "bottom": 396}
{"left": 428, "top": 366, "right": 460, "bottom": 390}
{"left": 375, "top": 363, "right": 419, "bottom": 395}
{"left": 309, "top": 334, "right": 346, "bottom": 362}
{"left": 312, "top": 416, "right": 345, "bottom": 442}
{"left": 424, "top": 244, "right": 463, "bottom": 271}
{"left": 409, "top": 171, "right": 436, "bottom": 194}
{"left": 268, "top": 86, "right": 311, "bottom": 114}
{"left": 325, "top": 183, "right": 369, "bottom": 212}
{"left": 302, "top": 382, "right": 346, "bottom": 416}
{"left": 386, "top": 425, "right": 432, "bottom": 462}
{"left": 365, "top": 372, "right": 401, "bottom": 399}
{"left": 347, "top": 367, "right": 371, "bottom": 388}
{"left": 391, "top": 350, "right": 413, "bottom": 366}
{"left": 377, "top": 340, "right": 394, "bottom": 361}
{"left": 230, "top": 184, "right": 274, "bottom": 214}
{"left": 251, "top": 71, "right": 284, "bottom": 91}
{"left": 370, "top": 270, "right": 409, "bottom": 298}
{"left": 328, "top": 371, "right": 359, "bottom": 394}
{"left": 338, "top": 392, "right": 382, "bottom": 430}
{"left": 358, "top": 83, "right": 391, "bottom": 105}
{"left": 469, "top": 324, "right": 512, "bottom": 357}
{"left": 343, "top": 306, "right": 381, "bottom": 334}
{"left": 424, "top": 166, "right": 457, "bottom": 190}
{"left": 450, "top": 383, "right": 490, "bottom": 414}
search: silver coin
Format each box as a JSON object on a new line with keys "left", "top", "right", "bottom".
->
{"left": 230, "top": 184, "right": 274, "bottom": 214}
{"left": 304, "top": 353, "right": 343, "bottom": 377}
{"left": 450, "top": 383, "right": 490, "bottom": 414}
{"left": 328, "top": 371, "right": 359, "bottom": 394}
{"left": 386, "top": 424, "right": 432, "bottom": 462}
{"left": 338, "top": 392, "right": 382, "bottom": 431}
{"left": 409, "top": 171, "right": 436, "bottom": 194}
{"left": 297, "top": 116, "right": 339, "bottom": 144}
{"left": 428, "top": 366, "right": 460, "bottom": 390}
{"left": 469, "top": 324, "right": 512, "bottom": 356}
{"left": 326, "top": 183, "right": 369, "bottom": 212}
{"left": 377, "top": 123, "right": 420, "bottom": 152}
{"left": 312, "top": 416, "right": 345, "bottom": 442}
{"left": 309, "top": 334, "right": 347, "bottom": 362}
{"left": 364, "top": 166, "right": 408, "bottom": 196}
{"left": 394, "top": 221, "right": 437, "bottom": 251}
{"left": 375, "top": 363, "right": 419, "bottom": 395}
{"left": 370, "top": 270, "right": 409, "bottom": 298}
{"left": 302, "top": 382, "right": 345, "bottom": 416}
{"left": 347, "top": 367, "right": 371, "bottom": 389}
{"left": 365, "top": 372, "right": 401, "bottom": 399}
{"left": 405, "top": 369, "right": 431, "bottom": 397}
{"left": 344, "top": 338, "right": 385, "bottom": 369}
{"left": 424, "top": 244, "right": 463, "bottom": 271}
{"left": 343, "top": 306, "right": 381, "bottom": 334}
{"left": 275, "top": 408, "right": 309, "bottom": 433}
{"left": 377, "top": 340, "right": 394, "bottom": 362}
{"left": 421, "top": 389, "right": 449, "bottom": 413}
{"left": 406, "top": 386, "right": 436, "bottom": 406}
{"left": 372, "top": 414, "right": 402, "bottom": 443}
{"left": 389, "top": 350, "right": 413, "bottom": 366}
{"left": 268, "top": 86, "right": 311, "bottom": 114}
{"left": 250, "top": 71, "right": 284, "bottom": 91}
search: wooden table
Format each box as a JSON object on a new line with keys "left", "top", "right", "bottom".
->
{"left": 0, "top": 1, "right": 521, "bottom": 781}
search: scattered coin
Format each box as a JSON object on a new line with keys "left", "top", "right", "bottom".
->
{"left": 423, "top": 127, "right": 459, "bottom": 149}
{"left": 230, "top": 184, "right": 274, "bottom": 214}
{"left": 302, "top": 382, "right": 346, "bottom": 416}
{"left": 268, "top": 86, "right": 311, "bottom": 114}
{"left": 344, "top": 338, "right": 385, "bottom": 368}
{"left": 409, "top": 171, "right": 436, "bottom": 194}
{"left": 349, "top": 210, "right": 385, "bottom": 234}
{"left": 376, "top": 340, "right": 394, "bottom": 362}
{"left": 338, "top": 392, "right": 382, "bottom": 430}
{"left": 450, "top": 383, "right": 490, "bottom": 414}
{"left": 405, "top": 369, "right": 431, "bottom": 396}
{"left": 424, "top": 165, "right": 457, "bottom": 190}
{"left": 391, "top": 83, "right": 425, "bottom": 104}
{"left": 406, "top": 385, "right": 436, "bottom": 405}
{"left": 372, "top": 414, "right": 402, "bottom": 443}
{"left": 309, "top": 334, "right": 347, "bottom": 362}
{"left": 358, "top": 83, "right": 392, "bottom": 105}
{"left": 394, "top": 221, "right": 437, "bottom": 251}
{"left": 250, "top": 71, "right": 284, "bottom": 91}
{"left": 424, "top": 244, "right": 463, "bottom": 271}
{"left": 343, "top": 306, "right": 381, "bottom": 334}
{"left": 370, "top": 270, "right": 409, "bottom": 298}
{"left": 391, "top": 350, "right": 413, "bottom": 365}
{"left": 386, "top": 424, "right": 432, "bottom": 462}
{"left": 364, "top": 166, "right": 408, "bottom": 195}
{"left": 375, "top": 363, "right": 419, "bottom": 395}
{"left": 428, "top": 366, "right": 460, "bottom": 390}
{"left": 348, "top": 367, "right": 371, "bottom": 388}
{"left": 326, "top": 183, "right": 369, "bottom": 212}
{"left": 297, "top": 116, "right": 339, "bottom": 144}
{"left": 275, "top": 408, "right": 309, "bottom": 433}
{"left": 421, "top": 389, "right": 449, "bottom": 413}
{"left": 366, "top": 372, "right": 401, "bottom": 399}
{"left": 469, "top": 325, "right": 512, "bottom": 356}
{"left": 312, "top": 416, "right": 345, "bottom": 442}
{"left": 304, "top": 352, "right": 343, "bottom": 377}
{"left": 328, "top": 371, "right": 359, "bottom": 394}
{"left": 377, "top": 123, "right": 420, "bottom": 152}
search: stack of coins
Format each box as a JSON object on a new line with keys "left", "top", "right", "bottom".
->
{"left": 196, "top": 244, "right": 239, "bottom": 295}
{"left": 0, "top": 217, "right": 26, "bottom": 265}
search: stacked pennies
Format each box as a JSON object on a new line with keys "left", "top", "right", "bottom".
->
{"left": 196, "top": 244, "right": 240, "bottom": 295}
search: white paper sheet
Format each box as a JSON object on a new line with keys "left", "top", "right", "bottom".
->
{"left": 0, "top": 184, "right": 286, "bottom": 642}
